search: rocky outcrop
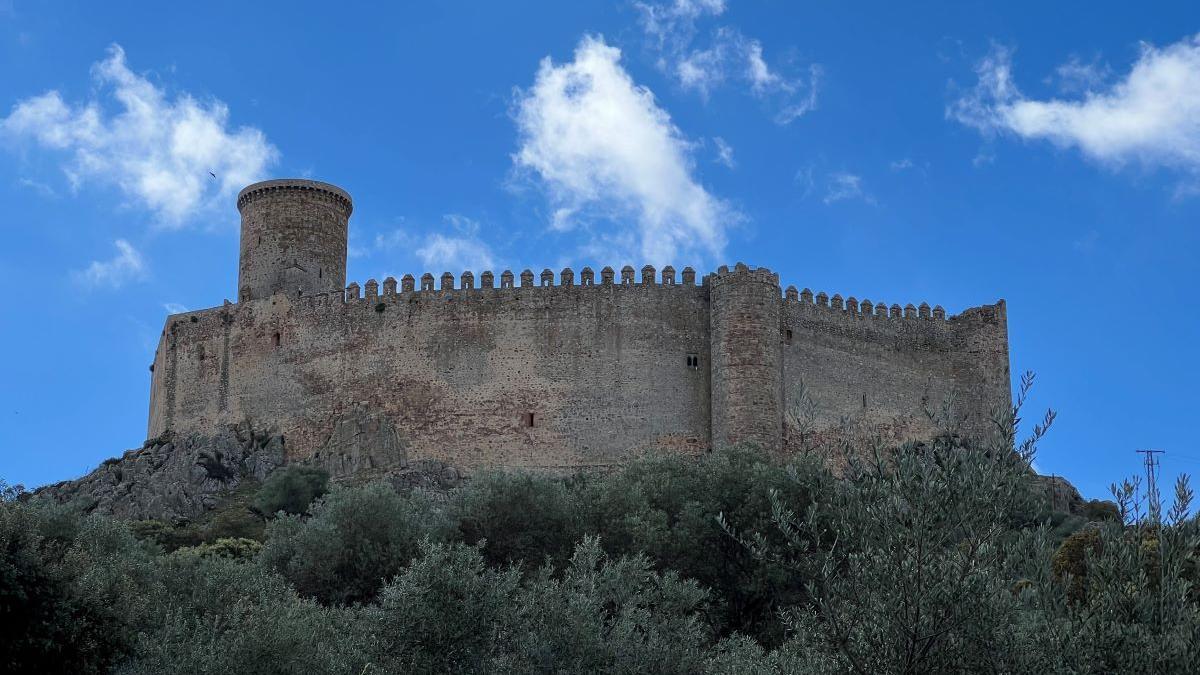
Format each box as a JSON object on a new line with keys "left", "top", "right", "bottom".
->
{"left": 311, "top": 407, "right": 464, "bottom": 494}
{"left": 1037, "top": 474, "right": 1087, "bottom": 515}
{"left": 35, "top": 412, "right": 467, "bottom": 521}
{"left": 311, "top": 406, "right": 409, "bottom": 476}
{"left": 35, "top": 421, "right": 286, "bottom": 521}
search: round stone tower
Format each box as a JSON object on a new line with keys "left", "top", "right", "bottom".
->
{"left": 708, "top": 263, "right": 783, "bottom": 452}
{"left": 236, "top": 179, "right": 353, "bottom": 302}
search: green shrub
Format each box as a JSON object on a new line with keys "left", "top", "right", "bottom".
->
{"left": 1051, "top": 527, "right": 1102, "bottom": 603}
{"left": 0, "top": 502, "right": 153, "bottom": 674}
{"left": 580, "top": 446, "right": 829, "bottom": 645}
{"left": 252, "top": 465, "right": 330, "bottom": 517}
{"left": 173, "top": 537, "right": 263, "bottom": 561}
{"left": 1083, "top": 499, "right": 1121, "bottom": 522}
{"left": 451, "top": 470, "right": 583, "bottom": 570}
{"left": 367, "top": 540, "right": 522, "bottom": 674}
{"left": 129, "top": 519, "right": 203, "bottom": 552}
{"left": 260, "top": 483, "right": 456, "bottom": 605}
{"left": 503, "top": 537, "right": 712, "bottom": 674}
{"left": 123, "top": 555, "right": 370, "bottom": 675}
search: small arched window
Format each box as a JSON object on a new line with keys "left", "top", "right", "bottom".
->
{"left": 272, "top": 332, "right": 281, "bottom": 348}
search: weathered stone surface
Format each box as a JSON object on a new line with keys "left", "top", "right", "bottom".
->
{"left": 310, "top": 405, "right": 409, "bottom": 476}
{"left": 141, "top": 179, "right": 1011, "bottom": 477}
{"left": 35, "top": 422, "right": 285, "bottom": 521}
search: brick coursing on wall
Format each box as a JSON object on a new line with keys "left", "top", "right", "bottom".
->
{"left": 147, "top": 179, "right": 1011, "bottom": 472}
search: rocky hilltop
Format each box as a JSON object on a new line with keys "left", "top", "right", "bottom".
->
{"left": 36, "top": 410, "right": 464, "bottom": 521}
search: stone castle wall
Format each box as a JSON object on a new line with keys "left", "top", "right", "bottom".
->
{"left": 145, "top": 178, "right": 1011, "bottom": 474}
{"left": 148, "top": 265, "right": 1009, "bottom": 473}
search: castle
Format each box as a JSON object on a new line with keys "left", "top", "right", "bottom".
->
{"left": 147, "top": 179, "right": 1011, "bottom": 474}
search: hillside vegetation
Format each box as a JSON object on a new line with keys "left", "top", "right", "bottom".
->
{"left": 3, "top": 385, "right": 1198, "bottom": 673}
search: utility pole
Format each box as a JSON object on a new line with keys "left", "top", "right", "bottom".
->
{"left": 1136, "top": 449, "right": 1166, "bottom": 524}
{"left": 1136, "top": 448, "right": 1166, "bottom": 635}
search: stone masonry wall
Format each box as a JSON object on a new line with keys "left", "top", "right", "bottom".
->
{"left": 237, "top": 180, "right": 351, "bottom": 302}
{"left": 149, "top": 266, "right": 712, "bottom": 471}
{"left": 709, "top": 264, "right": 784, "bottom": 452}
{"left": 147, "top": 263, "right": 1009, "bottom": 474}
{"left": 779, "top": 288, "right": 1010, "bottom": 449}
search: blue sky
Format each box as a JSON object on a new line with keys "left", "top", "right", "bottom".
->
{"left": 1, "top": 1, "right": 1197, "bottom": 501}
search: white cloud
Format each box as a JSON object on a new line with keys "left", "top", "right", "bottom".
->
{"left": 74, "top": 239, "right": 145, "bottom": 289}
{"left": 793, "top": 165, "right": 815, "bottom": 200}
{"left": 1050, "top": 55, "right": 1111, "bottom": 95}
{"left": 823, "top": 172, "right": 871, "bottom": 204}
{"left": 17, "top": 177, "right": 56, "bottom": 197}
{"left": 636, "top": 1, "right": 819, "bottom": 124}
{"left": 713, "top": 136, "right": 735, "bottom": 168}
{"left": 370, "top": 214, "right": 497, "bottom": 272}
{"left": 0, "top": 44, "right": 277, "bottom": 225}
{"left": 889, "top": 158, "right": 914, "bottom": 171}
{"left": 415, "top": 234, "right": 495, "bottom": 272}
{"left": 163, "top": 302, "right": 189, "bottom": 314}
{"left": 949, "top": 36, "right": 1200, "bottom": 182}
{"left": 513, "top": 35, "right": 733, "bottom": 265}
{"left": 636, "top": 0, "right": 726, "bottom": 52}
{"left": 415, "top": 214, "right": 496, "bottom": 272}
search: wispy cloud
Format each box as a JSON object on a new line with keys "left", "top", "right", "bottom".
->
{"left": 712, "top": 136, "right": 735, "bottom": 168}
{"left": 513, "top": 35, "right": 734, "bottom": 265}
{"left": 0, "top": 44, "right": 277, "bottom": 225}
{"left": 74, "top": 239, "right": 145, "bottom": 289}
{"left": 415, "top": 214, "right": 496, "bottom": 272}
{"left": 823, "top": 172, "right": 872, "bottom": 205}
{"left": 371, "top": 214, "right": 497, "bottom": 272}
{"left": 949, "top": 36, "right": 1200, "bottom": 189}
{"left": 163, "top": 302, "right": 188, "bottom": 314}
{"left": 635, "top": 1, "right": 820, "bottom": 124}
{"left": 17, "top": 177, "right": 56, "bottom": 197}
{"left": 889, "top": 158, "right": 914, "bottom": 171}
{"left": 1049, "top": 55, "right": 1111, "bottom": 95}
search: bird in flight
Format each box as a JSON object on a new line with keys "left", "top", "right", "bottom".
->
{"left": 208, "top": 171, "right": 217, "bottom": 179}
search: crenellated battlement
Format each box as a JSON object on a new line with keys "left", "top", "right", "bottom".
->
{"left": 304, "top": 264, "right": 705, "bottom": 299}
{"left": 781, "top": 284, "right": 978, "bottom": 323}
{"left": 236, "top": 179, "right": 353, "bottom": 214}
{"left": 163, "top": 263, "right": 1001, "bottom": 348}
{"left": 706, "top": 262, "right": 779, "bottom": 289}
